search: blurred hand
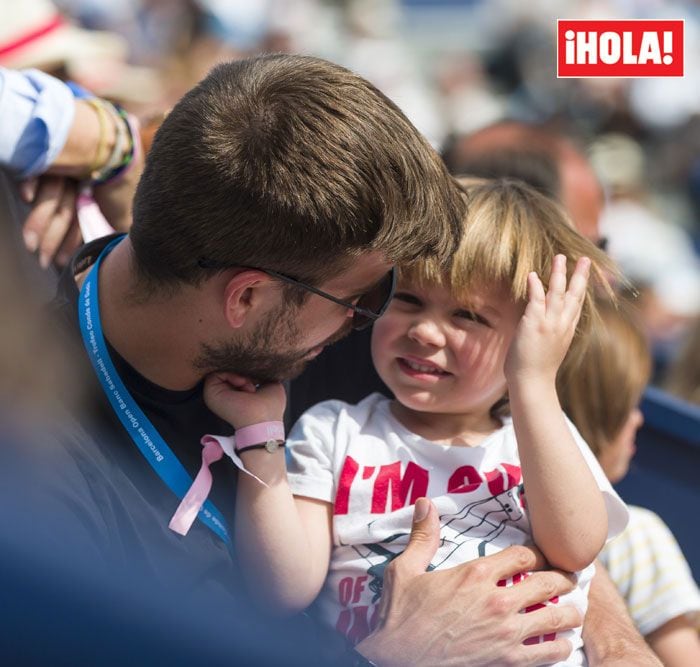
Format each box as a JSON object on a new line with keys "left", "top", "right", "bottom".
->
{"left": 20, "top": 175, "right": 82, "bottom": 269}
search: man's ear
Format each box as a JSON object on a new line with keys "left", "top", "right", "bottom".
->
{"left": 222, "top": 270, "right": 273, "bottom": 329}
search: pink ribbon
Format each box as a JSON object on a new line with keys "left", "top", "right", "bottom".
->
{"left": 168, "top": 436, "right": 224, "bottom": 537}
{"left": 76, "top": 189, "right": 115, "bottom": 242}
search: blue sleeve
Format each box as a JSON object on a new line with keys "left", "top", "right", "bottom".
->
{"left": 0, "top": 67, "right": 76, "bottom": 178}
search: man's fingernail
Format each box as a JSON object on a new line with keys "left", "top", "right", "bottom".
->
{"left": 24, "top": 230, "right": 39, "bottom": 253}
{"left": 39, "top": 253, "right": 50, "bottom": 269}
{"left": 413, "top": 498, "right": 430, "bottom": 523}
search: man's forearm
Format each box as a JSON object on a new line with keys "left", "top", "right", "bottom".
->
{"left": 583, "top": 561, "right": 662, "bottom": 666}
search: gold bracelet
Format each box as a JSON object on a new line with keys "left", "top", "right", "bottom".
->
{"left": 95, "top": 102, "right": 129, "bottom": 178}
{"left": 85, "top": 98, "right": 109, "bottom": 179}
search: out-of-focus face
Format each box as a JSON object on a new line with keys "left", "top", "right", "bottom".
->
{"left": 598, "top": 407, "right": 644, "bottom": 484}
{"left": 370, "top": 278, "right": 521, "bottom": 422}
{"left": 560, "top": 151, "right": 605, "bottom": 244}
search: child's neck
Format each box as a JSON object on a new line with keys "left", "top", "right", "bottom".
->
{"left": 390, "top": 401, "right": 502, "bottom": 447}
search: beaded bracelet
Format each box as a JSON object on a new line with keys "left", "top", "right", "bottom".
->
{"left": 90, "top": 101, "right": 139, "bottom": 187}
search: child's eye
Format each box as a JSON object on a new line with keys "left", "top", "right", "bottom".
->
{"left": 455, "top": 309, "right": 489, "bottom": 326}
{"left": 393, "top": 292, "right": 422, "bottom": 306}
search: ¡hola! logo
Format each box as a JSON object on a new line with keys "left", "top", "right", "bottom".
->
{"left": 557, "top": 20, "right": 684, "bottom": 77}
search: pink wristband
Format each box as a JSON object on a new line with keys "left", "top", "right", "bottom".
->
{"left": 234, "top": 421, "right": 285, "bottom": 451}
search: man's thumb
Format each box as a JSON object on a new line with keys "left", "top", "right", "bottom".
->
{"left": 396, "top": 498, "right": 440, "bottom": 574}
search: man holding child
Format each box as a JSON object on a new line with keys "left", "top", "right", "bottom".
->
{"left": 45, "top": 54, "right": 657, "bottom": 665}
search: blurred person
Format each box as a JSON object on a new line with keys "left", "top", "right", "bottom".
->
{"left": 442, "top": 121, "right": 605, "bottom": 244}
{"left": 0, "top": 66, "right": 142, "bottom": 269}
{"left": 590, "top": 133, "right": 700, "bottom": 371}
{"left": 46, "top": 53, "right": 611, "bottom": 667}
{"left": 339, "top": 0, "right": 445, "bottom": 148}
{"left": 664, "top": 315, "right": 700, "bottom": 406}
{"left": 206, "top": 178, "right": 627, "bottom": 665}
{"left": 0, "top": 0, "right": 159, "bottom": 271}
{"left": 558, "top": 298, "right": 700, "bottom": 667}
{"left": 435, "top": 53, "right": 506, "bottom": 137}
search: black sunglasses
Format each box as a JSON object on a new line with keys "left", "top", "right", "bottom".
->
{"left": 197, "top": 258, "right": 396, "bottom": 331}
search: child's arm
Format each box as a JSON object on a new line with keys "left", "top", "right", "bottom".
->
{"left": 505, "top": 255, "right": 608, "bottom": 572}
{"left": 204, "top": 373, "right": 332, "bottom": 614}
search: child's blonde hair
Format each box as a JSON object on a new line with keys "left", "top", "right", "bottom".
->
{"left": 400, "top": 177, "right": 618, "bottom": 374}
{"left": 557, "top": 298, "right": 651, "bottom": 458}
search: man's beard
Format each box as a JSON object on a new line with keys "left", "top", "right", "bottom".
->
{"left": 193, "top": 304, "right": 351, "bottom": 384}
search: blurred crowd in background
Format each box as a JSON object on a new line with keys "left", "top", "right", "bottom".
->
{"left": 2, "top": 0, "right": 700, "bottom": 404}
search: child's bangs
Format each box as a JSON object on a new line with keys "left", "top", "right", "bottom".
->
{"left": 447, "top": 183, "right": 561, "bottom": 304}
{"left": 397, "top": 254, "right": 448, "bottom": 292}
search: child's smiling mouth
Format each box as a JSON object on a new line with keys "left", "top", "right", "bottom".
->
{"left": 397, "top": 356, "right": 451, "bottom": 378}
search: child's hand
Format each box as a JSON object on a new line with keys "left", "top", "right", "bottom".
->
{"left": 203, "top": 372, "right": 287, "bottom": 429}
{"left": 505, "top": 254, "right": 590, "bottom": 386}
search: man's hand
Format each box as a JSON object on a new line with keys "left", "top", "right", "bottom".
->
{"left": 356, "top": 498, "right": 581, "bottom": 667}
{"left": 20, "top": 175, "right": 82, "bottom": 269}
{"left": 203, "top": 372, "right": 286, "bottom": 429}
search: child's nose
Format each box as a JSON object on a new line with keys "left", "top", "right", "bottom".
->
{"left": 407, "top": 318, "right": 447, "bottom": 347}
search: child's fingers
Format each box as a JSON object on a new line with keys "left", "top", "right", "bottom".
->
{"left": 256, "top": 381, "right": 286, "bottom": 400}
{"left": 562, "top": 257, "right": 590, "bottom": 322}
{"left": 545, "top": 254, "right": 567, "bottom": 314}
{"left": 209, "top": 372, "right": 257, "bottom": 393}
{"left": 526, "top": 271, "right": 547, "bottom": 315}
{"left": 566, "top": 257, "right": 591, "bottom": 294}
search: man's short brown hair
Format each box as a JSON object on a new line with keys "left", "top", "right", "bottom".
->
{"left": 131, "top": 54, "right": 463, "bottom": 289}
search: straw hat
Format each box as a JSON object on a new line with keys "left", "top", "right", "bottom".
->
{"left": 0, "top": 0, "right": 127, "bottom": 70}
{"left": 0, "top": 0, "right": 160, "bottom": 104}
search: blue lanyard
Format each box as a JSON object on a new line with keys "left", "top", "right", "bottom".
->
{"left": 78, "top": 236, "right": 230, "bottom": 544}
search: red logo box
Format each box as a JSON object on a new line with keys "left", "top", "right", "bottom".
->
{"left": 557, "top": 19, "right": 684, "bottom": 77}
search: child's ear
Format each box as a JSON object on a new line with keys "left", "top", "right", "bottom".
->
{"left": 222, "top": 270, "right": 274, "bottom": 329}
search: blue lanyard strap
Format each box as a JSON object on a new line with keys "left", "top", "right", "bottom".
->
{"left": 78, "top": 236, "right": 230, "bottom": 544}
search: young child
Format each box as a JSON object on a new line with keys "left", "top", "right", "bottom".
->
{"left": 204, "top": 179, "right": 629, "bottom": 665}
{"left": 557, "top": 298, "right": 700, "bottom": 667}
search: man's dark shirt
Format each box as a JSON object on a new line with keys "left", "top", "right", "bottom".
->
{"left": 49, "top": 235, "right": 242, "bottom": 591}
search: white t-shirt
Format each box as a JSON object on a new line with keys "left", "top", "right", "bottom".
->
{"left": 287, "top": 393, "right": 629, "bottom": 666}
{"left": 599, "top": 505, "right": 700, "bottom": 636}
